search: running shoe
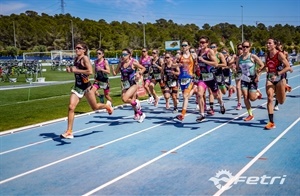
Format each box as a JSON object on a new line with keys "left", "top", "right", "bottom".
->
{"left": 147, "top": 96, "right": 154, "bottom": 104}
{"left": 207, "top": 108, "right": 215, "bottom": 116}
{"left": 196, "top": 115, "right": 206, "bottom": 122}
{"left": 60, "top": 130, "right": 74, "bottom": 139}
{"left": 264, "top": 122, "right": 276, "bottom": 130}
{"left": 175, "top": 114, "right": 184, "bottom": 121}
{"left": 138, "top": 112, "right": 146, "bottom": 123}
{"left": 236, "top": 103, "right": 242, "bottom": 110}
{"left": 173, "top": 108, "right": 178, "bottom": 113}
{"left": 220, "top": 104, "right": 226, "bottom": 114}
{"left": 243, "top": 115, "right": 254, "bottom": 121}
{"left": 106, "top": 100, "right": 114, "bottom": 115}
{"left": 133, "top": 112, "right": 140, "bottom": 120}
{"left": 274, "top": 105, "right": 279, "bottom": 111}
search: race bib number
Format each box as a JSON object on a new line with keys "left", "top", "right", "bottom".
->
{"left": 202, "top": 73, "right": 214, "bottom": 81}
{"left": 99, "top": 81, "right": 108, "bottom": 89}
{"left": 241, "top": 74, "right": 251, "bottom": 82}
{"left": 267, "top": 73, "right": 281, "bottom": 82}
{"left": 180, "top": 78, "right": 191, "bottom": 85}
{"left": 121, "top": 80, "right": 130, "bottom": 90}
{"left": 216, "top": 75, "right": 223, "bottom": 83}
{"left": 153, "top": 73, "right": 161, "bottom": 80}
{"left": 71, "top": 86, "right": 85, "bottom": 98}
{"left": 167, "top": 80, "right": 177, "bottom": 87}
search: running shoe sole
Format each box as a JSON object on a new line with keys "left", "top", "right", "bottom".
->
{"left": 60, "top": 133, "right": 74, "bottom": 139}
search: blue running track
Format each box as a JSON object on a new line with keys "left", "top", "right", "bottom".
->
{"left": 0, "top": 66, "right": 299, "bottom": 195}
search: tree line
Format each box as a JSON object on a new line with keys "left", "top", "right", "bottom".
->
{"left": 0, "top": 10, "right": 299, "bottom": 58}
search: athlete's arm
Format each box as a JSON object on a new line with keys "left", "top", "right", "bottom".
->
{"left": 133, "top": 60, "right": 146, "bottom": 75}
{"left": 278, "top": 52, "right": 291, "bottom": 75}
{"left": 112, "top": 63, "right": 120, "bottom": 76}
{"left": 205, "top": 49, "right": 218, "bottom": 67}
{"left": 252, "top": 54, "right": 264, "bottom": 73}
{"left": 100, "top": 60, "right": 111, "bottom": 74}
{"left": 217, "top": 53, "right": 226, "bottom": 68}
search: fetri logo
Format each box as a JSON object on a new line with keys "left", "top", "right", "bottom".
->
{"left": 209, "top": 170, "right": 233, "bottom": 190}
{"left": 209, "top": 170, "right": 287, "bottom": 190}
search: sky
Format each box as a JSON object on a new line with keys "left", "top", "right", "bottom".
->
{"left": 0, "top": 0, "right": 299, "bottom": 28}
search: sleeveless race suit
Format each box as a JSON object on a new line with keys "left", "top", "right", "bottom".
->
{"left": 198, "top": 51, "right": 218, "bottom": 92}
{"left": 150, "top": 58, "right": 162, "bottom": 82}
{"left": 238, "top": 54, "right": 258, "bottom": 91}
{"left": 139, "top": 56, "right": 152, "bottom": 82}
{"left": 164, "top": 63, "right": 178, "bottom": 90}
{"left": 266, "top": 51, "right": 285, "bottom": 85}
{"left": 120, "top": 59, "right": 136, "bottom": 90}
{"left": 71, "top": 57, "right": 91, "bottom": 98}
{"left": 214, "top": 52, "right": 225, "bottom": 86}
{"left": 222, "top": 56, "right": 232, "bottom": 86}
{"left": 178, "top": 54, "right": 194, "bottom": 91}
{"left": 93, "top": 59, "right": 109, "bottom": 90}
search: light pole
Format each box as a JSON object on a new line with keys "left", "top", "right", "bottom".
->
{"left": 241, "top": 5, "right": 244, "bottom": 42}
{"left": 71, "top": 20, "right": 74, "bottom": 52}
{"left": 143, "top": 16, "right": 146, "bottom": 48}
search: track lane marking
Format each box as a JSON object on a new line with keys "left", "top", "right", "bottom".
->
{"left": 214, "top": 117, "right": 300, "bottom": 196}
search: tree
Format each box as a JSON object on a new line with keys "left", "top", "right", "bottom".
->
{"left": 6, "top": 46, "right": 18, "bottom": 58}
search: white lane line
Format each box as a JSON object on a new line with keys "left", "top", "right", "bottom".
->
{"left": 214, "top": 117, "right": 300, "bottom": 196}
{"left": 0, "top": 77, "right": 298, "bottom": 185}
{"left": 0, "top": 117, "right": 179, "bottom": 185}
{"left": 0, "top": 117, "right": 129, "bottom": 155}
{"left": 82, "top": 112, "right": 250, "bottom": 196}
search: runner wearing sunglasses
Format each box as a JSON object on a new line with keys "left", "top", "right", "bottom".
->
{"left": 113, "top": 48, "right": 146, "bottom": 123}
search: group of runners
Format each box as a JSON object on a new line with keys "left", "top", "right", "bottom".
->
{"left": 60, "top": 36, "right": 293, "bottom": 139}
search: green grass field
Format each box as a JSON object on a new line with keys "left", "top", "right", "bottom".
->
{"left": 0, "top": 67, "right": 161, "bottom": 132}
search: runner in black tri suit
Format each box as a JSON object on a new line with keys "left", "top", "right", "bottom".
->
{"left": 61, "top": 43, "right": 114, "bottom": 139}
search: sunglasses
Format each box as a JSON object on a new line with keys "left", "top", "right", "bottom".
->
{"left": 97, "top": 52, "right": 103, "bottom": 55}
{"left": 152, "top": 52, "right": 157, "bottom": 54}
{"left": 75, "top": 47, "right": 84, "bottom": 50}
{"left": 181, "top": 45, "right": 188, "bottom": 47}
{"left": 210, "top": 46, "right": 216, "bottom": 49}
{"left": 222, "top": 51, "right": 227, "bottom": 54}
{"left": 142, "top": 50, "right": 147, "bottom": 52}
{"left": 122, "top": 53, "right": 129, "bottom": 57}
{"left": 237, "top": 47, "right": 243, "bottom": 50}
{"left": 242, "top": 45, "right": 250, "bottom": 48}
{"left": 165, "top": 56, "right": 170, "bottom": 59}
{"left": 199, "top": 41, "right": 206, "bottom": 44}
